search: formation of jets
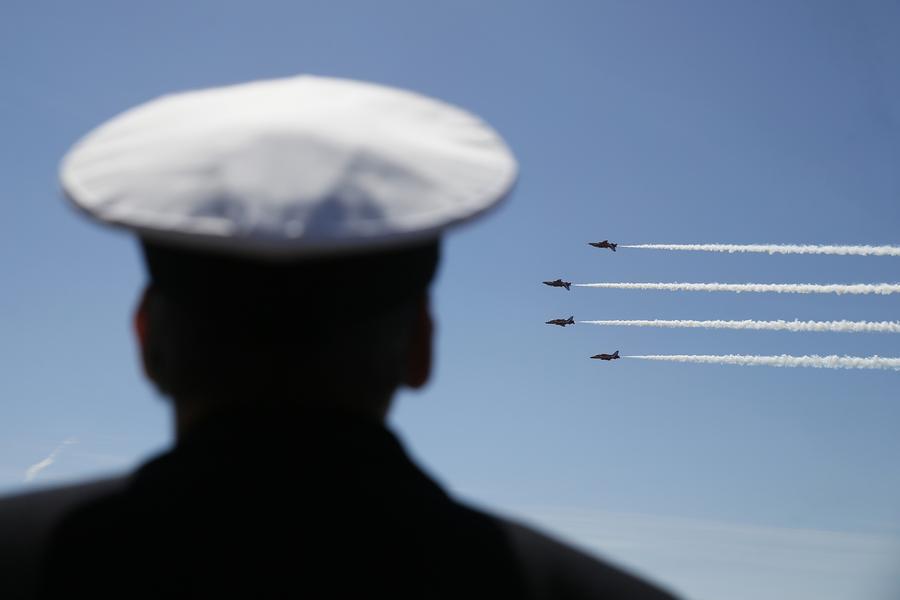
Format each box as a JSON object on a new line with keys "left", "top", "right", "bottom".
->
{"left": 588, "top": 239, "right": 617, "bottom": 252}
{"left": 545, "top": 239, "right": 620, "bottom": 361}
{"left": 545, "top": 316, "right": 574, "bottom": 327}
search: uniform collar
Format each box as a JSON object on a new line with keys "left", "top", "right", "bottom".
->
{"left": 133, "top": 406, "right": 448, "bottom": 501}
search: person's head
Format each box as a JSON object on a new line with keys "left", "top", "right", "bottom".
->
{"left": 60, "top": 75, "right": 517, "bottom": 430}
{"left": 133, "top": 239, "right": 440, "bottom": 426}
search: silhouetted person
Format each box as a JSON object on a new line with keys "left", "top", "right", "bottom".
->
{"left": 1, "top": 76, "right": 678, "bottom": 599}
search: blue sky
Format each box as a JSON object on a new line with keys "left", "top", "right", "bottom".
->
{"left": 2, "top": 1, "right": 899, "bottom": 598}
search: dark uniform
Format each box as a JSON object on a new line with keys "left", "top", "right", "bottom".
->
{"left": 1, "top": 410, "right": 676, "bottom": 599}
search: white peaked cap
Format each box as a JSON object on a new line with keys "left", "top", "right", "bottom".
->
{"left": 60, "top": 75, "right": 518, "bottom": 258}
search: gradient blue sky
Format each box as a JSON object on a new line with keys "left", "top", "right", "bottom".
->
{"left": 2, "top": 2, "right": 899, "bottom": 598}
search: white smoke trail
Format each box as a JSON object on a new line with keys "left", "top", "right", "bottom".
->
{"left": 579, "top": 319, "right": 900, "bottom": 333}
{"left": 625, "top": 354, "right": 900, "bottom": 371}
{"left": 24, "top": 438, "right": 77, "bottom": 483}
{"left": 621, "top": 244, "right": 900, "bottom": 256}
{"left": 574, "top": 282, "right": 900, "bottom": 295}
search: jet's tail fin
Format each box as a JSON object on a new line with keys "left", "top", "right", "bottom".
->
{"left": 564, "top": 282, "right": 571, "bottom": 290}
{"left": 568, "top": 316, "right": 574, "bottom": 322}
{"left": 611, "top": 244, "right": 617, "bottom": 251}
{"left": 613, "top": 350, "right": 619, "bottom": 358}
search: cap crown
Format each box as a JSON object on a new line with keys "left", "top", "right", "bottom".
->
{"left": 61, "top": 75, "right": 517, "bottom": 258}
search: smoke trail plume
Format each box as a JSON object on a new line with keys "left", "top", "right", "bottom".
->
{"left": 625, "top": 354, "right": 900, "bottom": 371}
{"left": 579, "top": 319, "right": 900, "bottom": 333}
{"left": 24, "top": 438, "right": 77, "bottom": 483}
{"left": 621, "top": 244, "right": 900, "bottom": 256}
{"left": 574, "top": 282, "right": 900, "bottom": 295}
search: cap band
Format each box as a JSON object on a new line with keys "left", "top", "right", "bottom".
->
{"left": 142, "top": 239, "right": 440, "bottom": 319}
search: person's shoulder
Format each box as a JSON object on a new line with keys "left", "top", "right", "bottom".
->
{"left": 0, "top": 475, "right": 130, "bottom": 534}
{"left": 0, "top": 475, "right": 130, "bottom": 600}
{"left": 479, "top": 510, "right": 680, "bottom": 600}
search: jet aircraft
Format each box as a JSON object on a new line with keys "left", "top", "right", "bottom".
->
{"left": 590, "top": 351, "right": 620, "bottom": 361}
{"left": 588, "top": 240, "right": 617, "bottom": 252}
{"left": 543, "top": 279, "right": 571, "bottom": 291}
{"left": 545, "top": 316, "right": 575, "bottom": 327}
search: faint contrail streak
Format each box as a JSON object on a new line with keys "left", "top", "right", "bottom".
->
{"left": 579, "top": 319, "right": 900, "bottom": 333}
{"left": 24, "top": 438, "right": 77, "bottom": 483}
{"left": 574, "top": 282, "right": 900, "bottom": 295}
{"left": 620, "top": 244, "right": 900, "bottom": 256}
{"left": 625, "top": 354, "right": 900, "bottom": 371}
